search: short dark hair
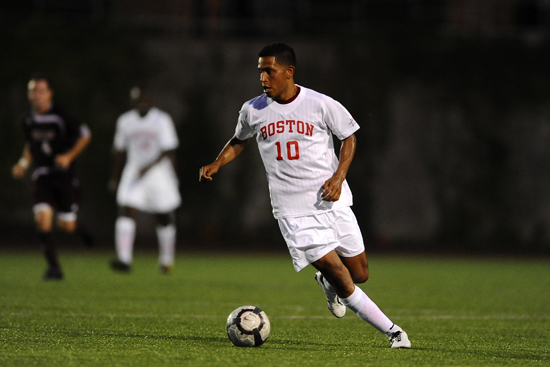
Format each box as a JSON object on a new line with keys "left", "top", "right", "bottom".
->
{"left": 258, "top": 43, "right": 296, "bottom": 67}
{"left": 29, "top": 72, "right": 53, "bottom": 90}
{"left": 129, "top": 85, "right": 154, "bottom": 102}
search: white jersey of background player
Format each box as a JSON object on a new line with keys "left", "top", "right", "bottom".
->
{"left": 200, "top": 43, "right": 411, "bottom": 348}
{"left": 109, "top": 87, "right": 180, "bottom": 274}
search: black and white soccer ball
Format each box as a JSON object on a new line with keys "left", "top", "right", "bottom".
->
{"left": 226, "top": 305, "right": 271, "bottom": 347}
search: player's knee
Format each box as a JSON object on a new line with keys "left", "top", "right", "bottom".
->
{"left": 34, "top": 204, "right": 54, "bottom": 232}
{"left": 156, "top": 213, "right": 173, "bottom": 227}
{"left": 352, "top": 269, "right": 369, "bottom": 284}
{"left": 58, "top": 211, "right": 77, "bottom": 232}
{"left": 59, "top": 221, "right": 76, "bottom": 233}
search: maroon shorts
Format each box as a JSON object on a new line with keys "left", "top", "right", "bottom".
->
{"left": 33, "top": 171, "right": 80, "bottom": 214}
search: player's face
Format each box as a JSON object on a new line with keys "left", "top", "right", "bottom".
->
{"left": 28, "top": 79, "right": 53, "bottom": 113}
{"left": 135, "top": 94, "right": 153, "bottom": 117}
{"left": 258, "top": 56, "right": 295, "bottom": 102}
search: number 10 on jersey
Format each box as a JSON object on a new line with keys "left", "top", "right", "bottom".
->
{"left": 275, "top": 141, "right": 300, "bottom": 161}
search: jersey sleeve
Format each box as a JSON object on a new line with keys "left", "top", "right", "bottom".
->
{"left": 80, "top": 123, "right": 92, "bottom": 138}
{"left": 113, "top": 116, "right": 127, "bottom": 151}
{"left": 323, "top": 96, "right": 360, "bottom": 140}
{"left": 234, "top": 102, "right": 256, "bottom": 140}
{"left": 158, "top": 113, "right": 179, "bottom": 151}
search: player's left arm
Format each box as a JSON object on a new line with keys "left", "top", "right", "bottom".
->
{"left": 55, "top": 127, "right": 92, "bottom": 169}
{"left": 321, "top": 133, "right": 356, "bottom": 202}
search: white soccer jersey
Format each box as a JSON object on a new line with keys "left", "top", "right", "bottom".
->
{"left": 114, "top": 107, "right": 179, "bottom": 169}
{"left": 235, "top": 86, "right": 360, "bottom": 219}
{"left": 114, "top": 107, "right": 181, "bottom": 212}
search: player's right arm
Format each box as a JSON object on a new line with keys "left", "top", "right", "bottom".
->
{"left": 12, "top": 144, "right": 32, "bottom": 179}
{"left": 199, "top": 136, "right": 250, "bottom": 182}
{"left": 108, "top": 150, "right": 127, "bottom": 193}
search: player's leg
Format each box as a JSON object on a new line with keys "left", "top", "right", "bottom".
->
{"left": 313, "top": 251, "right": 410, "bottom": 348}
{"left": 155, "top": 212, "right": 176, "bottom": 273}
{"left": 149, "top": 168, "right": 180, "bottom": 274}
{"left": 57, "top": 212, "right": 94, "bottom": 247}
{"left": 34, "top": 203, "right": 63, "bottom": 280}
{"left": 33, "top": 175, "right": 64, "bottom": 280}
{"left": 312, "top": 251, "right": 356, "bottom": 297}
{"left": 58, "top": 215, "right": 77, "bottom": 233}
{"left": 56, "top": 172, "right": 94, "bottom": 246}
{"left": 340, "top": 252, "right": 369, "bottom": 284}
{"left": 278, "top": 213, "right": 348, "bottom": 317}
{"left": 316, "top": 208, "right": 411, "bottom": 348}
{"left": 112, "top": 169, "right": 145, "bottom": 272}
{"left": 75, "top": 220, "right": 95, "bottom": 247}
{"left": 112, "top": 206, "right": 137, "bottom": 271}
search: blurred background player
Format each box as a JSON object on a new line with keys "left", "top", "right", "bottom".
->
{"left": 200, "top": 43, "right": 410, "bottom": 348}
{"left": 12, "top": 73, "right": 93, "bottom": 281}
{"left": 108, "top": 86, "right": 180, "bottom": 274}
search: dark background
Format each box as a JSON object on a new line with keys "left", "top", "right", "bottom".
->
{"left": 2, "top": 0, "right": 550, "bottom": 255}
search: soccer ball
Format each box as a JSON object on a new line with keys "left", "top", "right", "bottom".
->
{"left": 226, "top": 305, "right": 271, "bottom": 347}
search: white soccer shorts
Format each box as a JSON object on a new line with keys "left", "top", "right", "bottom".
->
{"left": 117, "top": 162, "right": 181, "bottom": 213}
{"left": 278, "top": 206, "right": 365, "bottom": 272}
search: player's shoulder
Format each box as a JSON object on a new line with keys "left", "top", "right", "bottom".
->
{"left": 116, "top": 109, "right": 138, "bottom": 127}
{"left": 301, "top": 86, "right": 334, "bottom": 104}
{"left": 242, "top": 93, "right": 270, "bottom": 112}
{"left": 49, "top": 104, "right": 66, "bottom": 114}
{"left": 150, "top": 107, "right": 173, "bottom": 121}
{"left": 50, "top": 104, "right": 79, "bottom": 122}
{"left": 118, "top": 109, "right": 136, "bottom": 120}
{"left": 301, "top": 86, "right": 348, "bottom": 115}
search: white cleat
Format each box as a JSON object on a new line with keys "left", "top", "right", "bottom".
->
{"left": 314, "top": 271, "right": 346, "bottom": 318}
{"left": 387, "top": 325, "right": 411, "bottom": 349}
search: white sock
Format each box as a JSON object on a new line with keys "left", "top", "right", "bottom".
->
{"left": 157, "top": 224, "right": 176, "bottom": 267}
{"left": 341, "top": 285, "right": 394, "bottom": 334}
{"left": 115, "top": 216, "right": 135, "bottom": 264}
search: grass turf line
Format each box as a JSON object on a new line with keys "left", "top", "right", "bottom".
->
{"left": 0, "top": 250, "right": 549, "bottom": 366}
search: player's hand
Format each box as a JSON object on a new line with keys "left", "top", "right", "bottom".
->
{"left": 55, "top": 153, "right": 73, "bottom": 169}
{"left": 321, "top": 175, "right": 344, "bottom": 202}
{"left": 199, "top": 164, "right": 219, "bottom": 182}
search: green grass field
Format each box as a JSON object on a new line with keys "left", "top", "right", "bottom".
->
{"left": 0, "top": 249, "right": 549, "bottom": 366}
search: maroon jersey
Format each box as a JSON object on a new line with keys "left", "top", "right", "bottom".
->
{"left": 21, "top": 104, "right": 89, "bottom": 179}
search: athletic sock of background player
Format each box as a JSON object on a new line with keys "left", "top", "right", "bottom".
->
{"left": 157, "top": 224, "right": 176, "bottom": 267}
{"left": 39, "top": 231, "right": 61, "bottom": 270}
{"left": 76, "top": 220, "right": 94, "bottom": 247}
{"left": 115, "top": 217, "right": 136, "bottom": 265}
{"left": 336, "top": 282, "right": 395, "bottom": 334}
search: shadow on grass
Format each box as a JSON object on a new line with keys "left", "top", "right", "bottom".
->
{"left": 68, "top": 329, "right": 366, "bottom": 351}
{"left": 66, "top": 329, "right": 228, "bottom": 345}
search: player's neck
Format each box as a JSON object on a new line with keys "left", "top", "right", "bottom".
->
{"left": 276, "top": 85, "right": 300, "bottom": 105}
{"left": 138, "top": 108, "right": 151, "bottom": 117}
{"left": 32, "top": 102, "right": 52, "bottom": 114}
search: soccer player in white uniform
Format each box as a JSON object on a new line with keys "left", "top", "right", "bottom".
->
{"left": 109, "top": 87, "right": 181, "bottom": 273}
{"left": 200, "top": 43, "right": 411, "bottom": 348}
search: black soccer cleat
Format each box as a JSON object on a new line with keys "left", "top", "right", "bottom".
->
{"left": 110, "top": 259, "right": 131, "bottom": 273}
{"left": 43, "top": 267, "right": 64, "bottom": 281}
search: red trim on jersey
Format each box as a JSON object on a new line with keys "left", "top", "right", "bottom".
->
{"left": 277, "top": 86, "right": 301, "bottom": 105}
